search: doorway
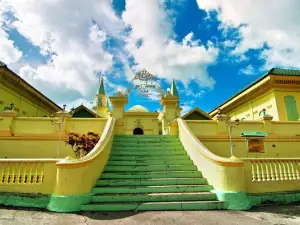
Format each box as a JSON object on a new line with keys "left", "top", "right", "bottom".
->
{"left": 133, "top": 128, "right": 144, "bottom": 135}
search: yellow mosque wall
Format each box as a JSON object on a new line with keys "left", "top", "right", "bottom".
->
{"left": 185, "top": 119, "right": 300, "bottom": 159}
{"left": 0, "top": 113, "right": 107, "bottom": 158}
{"left": 123, "top": 112, "right": 159, "bottom": 135}
{"left": 0, "top": 67, "right": 61, "bottom": 117}
{"left": 227, "top": 90, "right": 279, "bottom": 121}
{"left": 0, "top": 83, "right": 52, "bottom": 117}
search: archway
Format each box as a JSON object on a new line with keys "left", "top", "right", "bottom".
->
{"left": 133, "top": 128, "right": 144, "bottom": 135}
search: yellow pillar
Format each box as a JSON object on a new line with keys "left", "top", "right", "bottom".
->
{"left": 260, "top": 115, "right": 274, "bottom": 135}
{"left": 215, "top": 113, "right": 229, "bottom": 136}
{"left": 160, "top": 92, "right": 181, "bottom": 135}
{"left": 0, "top": 110, "right": 17, "bottom": 136}
{"left": 109, "top": 92, "right": 128, "bottom": 135}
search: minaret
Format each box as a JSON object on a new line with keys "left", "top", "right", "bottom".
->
{"left": 170, "top": 79, "right": 179, "bottom": 97}
{"left": 93, "top": 77, "right": 110, "bottom": 118}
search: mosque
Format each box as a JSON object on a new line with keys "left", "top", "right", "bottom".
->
{"left": 1, "top": 60, "right": 300, "bottom": 212}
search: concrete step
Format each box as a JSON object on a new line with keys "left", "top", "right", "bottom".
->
{"left": 92, "top": 185, "right": 213, "bottom": 194}
{"left": 110, "top": 151, "right": 187, "bottom": 156}
{"left": 113, "top": 139, "right": 181, "bottom": 144}
{"left": 106, "top": 160, "right": 193, "bottom": 166}
{"left": 81, "top": 200, "right": 225, "bottom": 211}
{"left": 109, "top": 155, "right": 190, "bottom": 161}
{"left": 92, "top": 192, "right": 217, "bottom": 203}
{"left": 96, "top": 178, "right": 208, "bottom": 186}
{"left": 104, "top": 165, "right": 197, "bottom": 172}
{"left": 112, "top": 142, "right": 182, "bottom": 147}
{"left": 112, "top": 146, "right": 184, "bottom": 151}
{"left": 114, "top": 135, "right": 177, "bottom": 140}
{"left": 100, "top": 171, "right": 203, "bottom": 179}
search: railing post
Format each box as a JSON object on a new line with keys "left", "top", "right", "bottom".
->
{"left": 260, "top": 115, "right": 273, "bottom": 134}
{"left": 0, "top": 110, "right": 17, "bottom": 136}
{"left": 215, "top": 113, "right": 229, "bottom": 136}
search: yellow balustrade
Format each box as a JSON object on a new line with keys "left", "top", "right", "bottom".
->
{"left": 0, "top": 159, "right": 59, "bottom": 194}
{"left": 243, "top": 158, "right": 300, "bottom": 193}
{"left": 177, "top": 118, "right": 246, "bottom": 192}
{"left": 53, "top": 116, "right": 115, "bottom": 195}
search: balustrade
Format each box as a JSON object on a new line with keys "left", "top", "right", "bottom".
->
{"left": 245, "top": 159, "right": 300, "bottom": 182}
{"left": 0, "top": 162, "right": 44, "bottom": 185}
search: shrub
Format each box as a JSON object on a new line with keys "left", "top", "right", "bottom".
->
{"left": 66, "top": 131, "right": 100, "bottom": 158}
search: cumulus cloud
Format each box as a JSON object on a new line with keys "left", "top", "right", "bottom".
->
{"left": 239, "top": 65, "right": 255, "bottom": 76}
{"left": 196, "top": 0, "right": 300, "bottom": 69}
{"left": 0, "top": 3, "right": 22, "bottom": 65}
{"left": 122, "top": 0, "right": 219, "bottom": 88}
{"left": 2, "top": 0, "right": 122, "bottom": 105}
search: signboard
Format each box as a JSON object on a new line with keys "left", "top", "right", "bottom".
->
{"left": 248, "top": 138, "right": 265, "bottom": 153}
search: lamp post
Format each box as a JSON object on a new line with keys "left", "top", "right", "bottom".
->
{"left": 226, "top": 118, "right": 239, "bottom": 159}
{"left": 50, "top": 105, "right": 75, "bottom": 158}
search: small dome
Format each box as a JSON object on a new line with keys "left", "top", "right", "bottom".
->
{"left": 128, "top": 105, "right": 149, "bottom": 113}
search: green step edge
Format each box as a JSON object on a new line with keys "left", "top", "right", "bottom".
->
{"left": 92, "top": 185, "right": 213, "bottom": 194}
{"left": 92, "top": 192, "right": 216, "bottom": 203}
{"left": 106, "top": 160, "right": 193, "bottom": 166}
{"left": 100, "top": 171, "right": 203, "bottom": 179}
{"left": 104, "top": 165, "right": 197, "bottom": 172}
{"left": 96, "top": 178, "right": 207, "bottom": 186}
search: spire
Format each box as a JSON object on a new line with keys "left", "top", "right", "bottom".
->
{"left": 98, "top": 77, "right": 105, "bottom": 95}
{"left": 170, "top": 79, "right": 178, "bottom": 97}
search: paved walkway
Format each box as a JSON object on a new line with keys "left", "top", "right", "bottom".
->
{"left": 0, "top": 204, "right": 300, "bottom": 225}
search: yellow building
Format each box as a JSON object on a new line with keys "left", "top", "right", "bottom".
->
{"left": 0, "top": 61, "right": 61, "bottom": 116}
{"left": 210, "top": 68, "right": 300, "bottom": 121}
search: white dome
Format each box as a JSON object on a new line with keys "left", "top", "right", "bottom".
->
{"left": 127, "top": 105, "right": 149, "bottom": 113}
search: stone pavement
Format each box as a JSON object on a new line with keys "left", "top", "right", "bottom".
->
{"left": 0, "top": 204, "right": 300, "bottom": 225}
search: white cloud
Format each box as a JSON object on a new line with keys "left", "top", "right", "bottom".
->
{"left": 122, "top": 0, "right": 219, "bottom": 89}
{"left": 3, "top": 0, "right": 122, "bottom": 102}
{"left": 196, "top": 0, "right": 300, "bottom": 68}
{"left": 239, "top": 65, "right": 255, "bottom": 76}
{"left": 0, "top": 3, "right": 22, "bottom": 65}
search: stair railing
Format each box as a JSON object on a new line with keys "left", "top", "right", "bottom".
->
{"left": 54, "top": 116, "right": 116, "bottom": 195}
{"left": 177, "top": 118, "right": 246, "bottom": 192}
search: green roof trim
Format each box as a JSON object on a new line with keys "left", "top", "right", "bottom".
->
{"left": 241, "top": 131, "right": 268, "bottom": 137}
{"left": 0, "top": 61, "right": 6, "bottom": 67}
{"left": 98, "top": 77, "right": 105, "bottom": 95}
{"left": 269, "top": 68, "right": 300, "bottom": 76}
{"left": 170, "top": 79, "right": 178, "bottom": 97}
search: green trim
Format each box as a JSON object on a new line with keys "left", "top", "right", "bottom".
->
{"left": 241, "top": 131, "right": 268, "bottom": 137}
{"left": 269, "top": 68, "right": 300, "bottom": 76}
{"left": 48, "top": 193, "right": 93, "bottom": 212}
{"left": 0, "top": 193, "right": 50, "bottom": 208}
{"left": 98, "top": 77, "right": 106, "bottom": 95}
{"left": 170, "top": 79, "right": 179, "bottom": 97}
{"left": 249, "top": 192, "right": 300, "bottom": 207}
{"left": 212, "top": 190, "right": 251, "bottom": 210}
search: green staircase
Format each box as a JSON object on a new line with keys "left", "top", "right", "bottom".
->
{"left": 81, "top": 135, "right": 225, "bottom": 211}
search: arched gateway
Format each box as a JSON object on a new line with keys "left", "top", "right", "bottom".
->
{"left": 133, "top": 127, "right": 144, "bottom": 135}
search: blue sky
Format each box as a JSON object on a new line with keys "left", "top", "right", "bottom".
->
{"left": 1, "top": 0, "right": 300, "bottom": 114}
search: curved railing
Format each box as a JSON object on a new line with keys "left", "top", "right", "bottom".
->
{"left": 177, "top": 118, "right": 246, "bottom": 192}
{"left": 54, "top": 116, "right": 116, "bottom": 195}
